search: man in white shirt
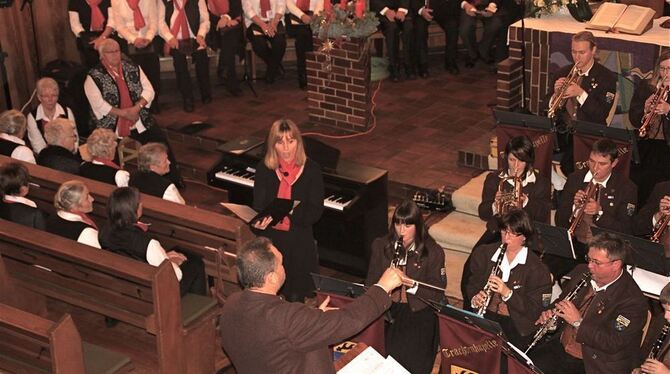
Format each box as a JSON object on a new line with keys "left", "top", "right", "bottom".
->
{"left": 243, "top": 0, "right": 287, "bottom": 84}
{"left": 370, "top": 0, "right": 413, "bottom": 82}
{"left": 0, "top": 110, "right": 36, "bottom": 164}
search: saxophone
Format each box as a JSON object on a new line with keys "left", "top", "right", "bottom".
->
{"left": 568, "top": 172, "right": 600, "bottom": 243}
{"left": 548, "top": 64, "right": 582, "bottom": 119}
{"left": 476, "top": 243, "right": 508, "bottom": 317}
{"left": 639, "top": 82, "right": 670, "bottom": 138}
{"left": 525, "top": 272, "right": 591, "bottom": 354}
{"left": 643, "top": 322, "right": 670, "bottom": 374}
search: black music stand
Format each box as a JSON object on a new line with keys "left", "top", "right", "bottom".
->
{"left": 438, "top": 304, "right": 505, "bottom": 338}
{"left": 311, "top": 273, "right": 367, "bottom": 298}
{"left": 532, "top": 221, "right": 576, "bottom": 259}
{"left": 493, "top": 109, "right": 553, "bottom": 131}
{"left": 573, "top": 120, "right": 639, "bottom": 164}
{"left": 591, "top": 227, "right": 667, "bottom": 276}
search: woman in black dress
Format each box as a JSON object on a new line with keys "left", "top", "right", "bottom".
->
{"left": 46, "top": 180, "right": 100, "bottom": 248}
{"left": 99, "top": 187, "right": 206, "bottom": 296}
{"left": 629, "top": 49, "right": 670, "bottom": 206}
{"left": 365, "top": 200, "right": 446, "bottom": 374}
{"left": 252, "top": 119, "right": 324, "bottom": 302}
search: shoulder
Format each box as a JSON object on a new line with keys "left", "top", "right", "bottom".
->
{"left": 303, "top": 158, "right": 323, "bottom": 176}
{"left": 611, "top": 173, "right": 636, "bottom": 191}
{"left": 593, "top": 62, "right": 615, "bottom": 78}
{"left": 474, "top": 242, "right": 499, "bottom": 258}
{"left": 425, "top": 236, "right": 444, "bottom": 258}
{"left": 613, "top": 272, "right": 646, "bottom": 304}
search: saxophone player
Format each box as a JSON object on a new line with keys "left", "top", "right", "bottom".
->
{"left": 633, "top": 282, "right": 670, "bottom": 374}
{"left": 466, "top": 209, "right": 552, "bottom": 348}
{"left": 551, "top": 138, "right": 637, "bottom": 279}
{"left": 530, "top": 232, "right": 648, "bottom": 374}
{"left": 544, "top": 31, "right": 617, "bottom": 178}
{"left": 629, "top": 50, "right": 670, "bottom": 207}
{"left": 633, "top": 181, "right": 670, "bottom": 257}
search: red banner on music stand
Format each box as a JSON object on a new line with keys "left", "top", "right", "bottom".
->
{"left": 496, "top": 124, "right": 554, "bottom": 178}
{"left": 316, "top": 291, "right": 386, "bottom": 356}
{"left": 437, "top": 313, "right": 503, "bottom": 374}
{"left": 573, "top": 133, "right": 632, "bottom": 178}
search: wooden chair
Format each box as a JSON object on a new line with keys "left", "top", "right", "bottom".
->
{"left": 117, "top": 137, "right": 141, "bottom": 168}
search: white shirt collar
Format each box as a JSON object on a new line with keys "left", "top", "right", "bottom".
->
{"left": 591, "top": 269, "right": 623, "bottom": 292}
{"left": 580, "top": 60, "right": 595, "bottom": 77}
{"left": 3, "top": 195, "right": 37, "bottom": 208}
{"left": 491, "top": 245, "right": 528, "bottom": 282}
{"left": 35, "top": 103, "right": 66, "bottom": 121}
{"left": 0, "top": 133, "right": 27, "bottom": 145}
{"left": 583, "top": 170, "right": 612, "bottom": 188}
{"left": 396, "top": 242, "right": 416, "bottom": 267}
{"left": 57, "top": 210, "right": 85, "bottom": 222}
{"left": 499, "top": 169, "right": 536, "bottom": 188}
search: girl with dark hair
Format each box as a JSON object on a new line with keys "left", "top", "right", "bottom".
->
{"left": 99, "top": 187, "right": 206, "bottom": 296}
{"left": 0, "top": 162, "right": 47, "bottom": 229}
{"left": 466, "top": 209, "right": 552, "bottom": 348}
{"left": 365, "top": 200, "right": 446, "bottom": 374}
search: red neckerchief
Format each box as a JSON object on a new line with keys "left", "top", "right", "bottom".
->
{"left": 71, "top": 211, "right": 99, "bottom": 230}
{"left": 171, "top": 0, "right": 190, "bottom": 40}
{"left": 103, "top": 62, "right": 134, "bottom": 137}
{"left": 260, "top": 0, "right": 271, "bottom": 18}
{"left": 273, "top": 159, "right": 301, "bottom": 231}
{"left": 208, "top": 0, "right": 229, "bottom": 16}
{"left": 87, "top": 0, "right": 105, "bottom": 31}
{"left": 297, "top": 0, "right": 310, "bottom": 12}
{"left": 134, "top": 221, "right": 150, "bottom": 232}
{"left": 92, "top": 157, "right": 121, "bottom": 170}
{"left": 126, "top": 0, "right": 146, "bottom": 30}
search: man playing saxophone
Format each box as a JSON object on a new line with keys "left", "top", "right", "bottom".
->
{"left": 633, "top": 181, "right": 670, "bottom": 259}
{"left": 544, "top": 31, "right": 617, "bottom": 178}
{"left": 633, "top": 282, "right": 670, "bottom": 374}
{"left": 551, "top": 138, "right": 637, "bottom": 279}
{"left": 530, "top": 232, "right": 648, "bottom": 374}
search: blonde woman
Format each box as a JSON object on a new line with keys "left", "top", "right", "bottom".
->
{"left": 26, "top": 77, "right": 78, "bottom": 154}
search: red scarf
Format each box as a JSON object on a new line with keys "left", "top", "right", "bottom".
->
{"left": 208, "top": 0, "right": 229, "bottom": 16}
{"left": 134, "top": 221, "right": 151, "bottom": 232}
{"left": 87, "top": 0, "right": 106, "bottom": 31}
{"left": 126, "top": 0, "right": 146, "bottom": 31}
{"left": 171, "top": 0, "right": 190, "bottom": 40}
{"left": 72, "top": 212, "right": 99, "bottom": 230}
{"left": 273, "top": 159, "right": 302, "bottom": 231}
{"left": 92, "top": 157, "right": 121, "bottom": 170}
{"left": 260, "top": 0, "right": 271, "bottom": 18}
{"left": 297, "top": 0, "right": 310, "bottom": 11}
{"left": 103, "top": 62, "right": 134, "bottom": 137}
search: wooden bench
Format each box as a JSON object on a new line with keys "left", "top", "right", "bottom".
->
{"left": 0, "top": 301, "right": 133, "bottom": 374}
{"left": 0, "top": 220, "right": 219, "bottom": 374}
{"left": 0, "top": 155, "right": 253, "bottom": 298}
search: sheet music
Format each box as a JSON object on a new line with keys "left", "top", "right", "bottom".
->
{"left": 337, "top": 347, "right": 410, "bottom": 374}
{"left": 507, "top": 341, "right": 535, "bottom": 366}
{"left": 628, "top": 265, "right": 670, "bottom": 298}
{"left": 220, "top": 203, "right": 257, "bottom": 223}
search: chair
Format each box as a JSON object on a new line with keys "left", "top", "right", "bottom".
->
{"left": 117, "top": 137, "right": 141, "bottom": 168}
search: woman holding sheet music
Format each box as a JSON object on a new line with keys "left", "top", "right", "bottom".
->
{"left": 365, "top": 200, "right": 446, "bottom": 374}
{"left": 252, "top": 119, "right": 324, "bottom": 303}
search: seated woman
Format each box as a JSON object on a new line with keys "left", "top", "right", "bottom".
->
{"left": 99, "top": 187, "right": 206, "bottom": 296}
{"left": 0, "top": 110, "right": 36, "bottom": 164}
{"left": 79, "top": 128, "right": 129, "bottom": 187}
{"left": 129, "top": 143, "right": 185, "bottom": 204}
{"left": 466, "top": 209, "right": 552, "bottom": 348}
{"left": 26, "top": 77, "right": 79, "bottom": 155}
{"left": 36, "top": 118, "right": 82, "bottom": 175}
{"left": 0, "top": 162, "right": 46, "bottom": 229}
{"left": 46, "top": 180, "right": 100, "bottom": 248}
{"left": 365, "top": 200, "right": 446, "bottom": 374}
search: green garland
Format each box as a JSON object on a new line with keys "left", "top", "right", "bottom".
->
{"left": 310, "top": 6, "right": 380, "bottom": 40}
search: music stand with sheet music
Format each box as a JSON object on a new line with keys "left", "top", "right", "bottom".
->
{"left": 573, "top": 120, "right": 639, "bottom": 165}
{"left": 532, "top": 222, "right": 577, "bottom": 259}
{"left": 311, "top": 273, "right": 367, "bottom": 298}
{"left": 591, "top": 227, "right": 667, "bottom": 276}
{"left": 493, "top": 109, "right": 553, "bottom": 131}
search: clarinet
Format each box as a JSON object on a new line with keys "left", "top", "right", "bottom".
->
{"left": 644, "top": 322, "right": 670, "bottom": 373}
{"left": 525, "top": 272, "right": 591, "bottom": 354}
{"left": 390, "top": 235, "right": 404, "bottom": 269}
{"left": 476, "top": 243, "right": 508, "bottom": 317}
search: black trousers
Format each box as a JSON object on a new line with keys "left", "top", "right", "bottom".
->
{"left": 217, "top": 26, "right": 243, "bottom": 90}
{"left": 529, "top": 335, "right": 585, "bottom": 374}
{"left": 170, "top": 46, "right": 211, "bottom": 102}
{"left": 179, "top": 254, "right": 207, "bottom": 296}
{"left": 246, "top": 23, "right": 287, "bottom": 81}
{"left": 121, "top": 40, "right": 162, "bottom": 102}
{"left": 414, "top": 6, "right": 458, "bottom": 69}
{"left": 130, "top": 125, "right": 183, "bottom": 185}
{"left": 458, "top": 12, "right": 495, "bottom": 63}
{"left": 287, "top": 23, "right": 313, "bottom": 79}
{"left": 378, "top": 14, "right": 413, "bottom": 68}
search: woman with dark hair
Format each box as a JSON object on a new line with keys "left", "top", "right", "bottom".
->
{"left": 0, "top": 162, "right": 46, "bottom": 229}
{"left": 99, "top": 187, "right": 206, "bottom": 296}
{"left": 629, "top": 49, "right": 670, "bottom": 207}
{"left": 364, "top": 200, "right": 446, "bottom": 374}
{"left": 46, "top": 180, "right": 100, "bottom": 248}
{"left": 466, "top": 209, "right": 552, "bottom": 348}
{"left": 252, "top": 118, "right": 324, "bottom": 302}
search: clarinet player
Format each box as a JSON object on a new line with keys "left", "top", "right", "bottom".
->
{"left": 634, "top": 282, "right": 670, "bottom": 374}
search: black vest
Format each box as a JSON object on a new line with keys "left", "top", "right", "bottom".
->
{"left": 163, "top": 0, "right": 201, "bottom": 37}
{"left": 0, "top": 138, "right": 20, "bottom": 157}
{"left": 36, "top": 145, "right": 82, "bottom": 175}
{"left": 99, "top": 225, "right": 152, "bottom": 262}
{"left": 30, "top": 105, "right": 70, "bottom": 134}
{"left": 129, "top": 170, "right": 172, "bottom": 198}
{"left": 46, "top": 215, "right": 93, "bottom": 241}
{"left": 67, "top": 0, "right": 111, "bottom": 31}
{"left": 0, "top": 201, "right": 47, "bottom": 230}
{"left": 79, "top": 162, "right": 120, "bottom": 186}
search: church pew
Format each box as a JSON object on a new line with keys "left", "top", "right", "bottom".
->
{"left": 0, "top": 154, "right": 253, "bottom": 297}
{"left": 0, "top": 220, "right": 219, "bottom": 374}
{"left": 0, "top": 302, "right": 133, "bottom": 374}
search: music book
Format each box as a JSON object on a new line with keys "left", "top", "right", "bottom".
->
{"left": 221, "top": 199, "right": 300, "bottom": 225}
{"left": 586, "top": 3, "right": 655, "bottom": 35}
{"left": 337, "top": 346, "right": 410, "bottom": 374}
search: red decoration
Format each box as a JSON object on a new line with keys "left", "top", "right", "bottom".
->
{"left": 355, "top": 0, "right": 364, "bottom": 18}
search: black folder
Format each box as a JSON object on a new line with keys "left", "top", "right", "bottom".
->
{"left": 251, "top": 198, "right": 296, "bottom": 226}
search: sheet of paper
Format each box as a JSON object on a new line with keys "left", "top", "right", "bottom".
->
{"left": 629, "top": 265, "right": 670, "bottom": 298}
{"left": 220, "top": 202, "right": 258, "bottom": 223}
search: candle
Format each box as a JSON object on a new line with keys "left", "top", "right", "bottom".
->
{"left": 355, "top": 0, "right": 364, "bottom": 17}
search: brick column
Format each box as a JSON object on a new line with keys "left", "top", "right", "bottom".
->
{"left": 306, "top": 38, "right": 372, "bottom": 132}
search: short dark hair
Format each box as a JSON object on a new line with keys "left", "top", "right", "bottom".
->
{"left": 237, "top": 237, "right": 276, "bottom": 289}
{"left": 591, "top": 138, "right": 618, "bottom": 162}
{"left": 0, "top": 162, "right": 29, "bottom": 197}
{"left": 505, "top": 136, "right": 535, "bottom": 175}
{"left": 107, "top": 187, "right": 140, "bottom": 229}
{"left": 499, "top": 209, "right": 535, "bottom": 246}
{"left": 661, "top": 283, "right": 670, "bottom": 305}
{"left": 389, "top": 200, "right": 430, "bottom": 259}
{"left": 572, "top": 31, "right": 597, "bottom": 49}
{"left": 588, "top": 232, "right": 628, "bottom": 264}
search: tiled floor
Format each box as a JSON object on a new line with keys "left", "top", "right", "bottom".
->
{"left": 155, "top": 55, "right": 497, "bottom": 193}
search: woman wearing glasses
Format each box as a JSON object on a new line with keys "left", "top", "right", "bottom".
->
{"left": 629, "top": 49, "right": 670, "bottom": 206}
{"left": 466, "top": 208, "right": 552, "bottom": 348}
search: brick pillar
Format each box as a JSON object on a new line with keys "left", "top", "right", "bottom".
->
{"left": 306, "top": 38, "right": 372, "bottom": 132}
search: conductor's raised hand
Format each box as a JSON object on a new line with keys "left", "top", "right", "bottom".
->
{"left": 252, "top": 216, "right": 273, "bottom": 230}
{"left": 377, "top": 267, "right": 404, "bottom": 293}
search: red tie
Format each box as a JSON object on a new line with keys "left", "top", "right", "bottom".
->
{"left": 135, "top": 222, "right": 150, "bottom": 232}
{"left": 126, "top": 0, "right": 146, "bottom": 31}
{"left": 260, "top": 0, "right": 271, "bottom": 18}
{"left": 103, "top": 63, "right": 134, "bottom": 137}
{"left": 171, "top": 0, "right": 191, "bottom": 41}
{"left": 297, "top": 0, "right": 310, "bottom": 12}
{"left": 87, "top": 0, "right": 105, "bottom": 31}
{"left": 72, "top": 212, "right": 99, "bottom": 230}
{"left": 208, "top": 0, "right": 229, "bottom": 16}
{"left": 92, "top": 157, "right": 122, "bottom": 170}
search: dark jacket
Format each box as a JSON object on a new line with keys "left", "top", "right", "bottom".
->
{"left": 633, "top": 181, "right": 670, "bottom": 236}
{"left": 0, "top": 200, "right": 47, "bottom": 230}
{"left": 629, "top": 80, "right": 670, "bottom": 146}
{"left": 36, "top": 145, "right": 82, "bottom": 175}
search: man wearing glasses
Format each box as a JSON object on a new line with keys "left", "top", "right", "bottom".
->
{"left": 530, "top": 232, "right": 647, "bottom": 374}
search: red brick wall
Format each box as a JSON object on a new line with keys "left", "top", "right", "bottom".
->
{"left": 307, "top": 38, "right": 372, "bottom": 131}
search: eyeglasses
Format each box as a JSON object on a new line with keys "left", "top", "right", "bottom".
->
{"left": 584, "top": 255, "right": 618, "bottom": 266}
{"left": 502, "top": 229, "right": 522, "bottom": 237}
{"left": 659, "top": 67, "right": 670, "bottom": 73}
